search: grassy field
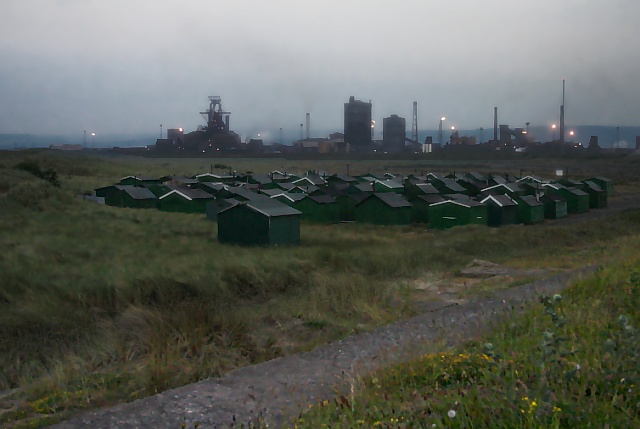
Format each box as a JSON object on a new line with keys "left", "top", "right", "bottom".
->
{"left": 296, "top": 241, "right": 640, "bottom": 428}
{"left": 1, "top": 149, "right": 639, "bottom": 428}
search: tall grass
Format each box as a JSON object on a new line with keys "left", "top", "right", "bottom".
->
{"left": 1, "top": 151, "right": 640, "bottom": 427}
{"left": 296, "top": 241, "right": 640, "bottom": 428}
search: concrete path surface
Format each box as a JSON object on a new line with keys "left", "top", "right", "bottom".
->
{"left": 51, "top": 266, "right": 597, "bottom": 429}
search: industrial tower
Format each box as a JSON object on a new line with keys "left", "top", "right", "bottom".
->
{"left": 412, "top": 102, "right": 418, "bottom": 143}
{"left": 200, "top": 96, "right": 231, "bottom": 135}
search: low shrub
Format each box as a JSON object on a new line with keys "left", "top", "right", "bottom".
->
{"left": 15, "top": 160, "right": 61, "bottom": 187}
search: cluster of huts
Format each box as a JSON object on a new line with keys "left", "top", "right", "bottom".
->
{"left": 93, "top": 171, "right": 613, "bottom": 246}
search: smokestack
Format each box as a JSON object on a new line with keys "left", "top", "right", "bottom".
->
{"left": 559, "top": 105, "right": 565, "bottom": 144}
{"left": 306, "top": 113, "right": 310, "bottom": 140}
{"left": 559, "top": 79, "right": 565, "bottom": 144}
{"left": 493, "top": 107, "right": 498, "bottom": 143}
{"left": 412, "top": 101, "right": 418, "bottom": 143}
{"left": 225, "top": 115, "right": 230, "bottom": 130}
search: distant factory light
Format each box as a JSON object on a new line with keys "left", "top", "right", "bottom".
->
{"left": 91, "top": 132, "right": 96, "bottom": 136}
{"left": 179, "top": 128, "right": 183, "bottom": 132}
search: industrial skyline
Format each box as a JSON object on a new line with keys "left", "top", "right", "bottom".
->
{"left": 1, "top": 1, "right": 640, "bottom": 137}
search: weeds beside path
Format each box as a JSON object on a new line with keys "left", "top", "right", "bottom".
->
{"left": 50, "top": 266, "right": 597, "bottom": 429}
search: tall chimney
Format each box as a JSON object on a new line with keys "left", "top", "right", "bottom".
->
{"left": 559, "top": 79, "right": 566, "bottom": 144}
{"left": 493, "top": 107, "right": 498, "bottom": 143}
{"left": 306, "top": 113, "right": 310, "bottom": 140}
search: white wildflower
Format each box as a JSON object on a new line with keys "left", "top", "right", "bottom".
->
{"left": 447, "top": 410, "right": 457, "bottom": 418}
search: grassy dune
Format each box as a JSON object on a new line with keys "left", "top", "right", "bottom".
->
{"left": 1, "top": 150, "right": 639, "bottom": 427}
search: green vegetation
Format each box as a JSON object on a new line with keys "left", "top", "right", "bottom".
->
{"left": 296, "top": 248, "right": 640, "bottom": 428}
{"left": 14, "top": 160, "right": 61, "bottom": 188}
{"left": 1, "top": 150, "right": 640, "bottom": 428}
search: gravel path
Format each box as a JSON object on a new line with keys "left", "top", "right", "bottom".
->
{"left": 51, "top": 266, "right": 597, "bottom": 429}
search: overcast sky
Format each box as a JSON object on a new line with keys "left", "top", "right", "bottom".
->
{"left": 1, "top": 0, "right": 639, "bottom": 139}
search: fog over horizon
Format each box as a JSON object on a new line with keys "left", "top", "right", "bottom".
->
{"left": 2, "top": 1, "right": 639, "bottom": 138}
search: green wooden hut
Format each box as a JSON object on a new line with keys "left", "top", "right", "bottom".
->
{"left": 430, "top": 177, "right": 468, "bottom": 195}
{"left": 273, "top": 192, "right": 306, "bottom": 205}
{"left": 456, "top": 178, "right": 485, "bottom": 197}
{"left": 158, "top": 187, "right": 214, "bottom": 213}
{"left": 145, "top": 184, "right": 172, "bottom": 198}
{"left": 165, "top": 176, "right": 198, "bottom": 186}
{"left": 269, "top": 170, "right": 295, "bottom": 182}
{"left": 582, "top": 181, "right": 608, "bottom": 209}
{"left": 326, "top": 174, "right": 358, "bottom": 186}
{"left": 488, "top": 175, "right": 509, "bottom": 186}
{"left": 353, "top": 182, "right": 375, "bottom": 193}
{"left": 217, "top": 200, "right": 301, "bottom": 246}
{"left": 206, "top": 198, "right": 239, "bottom": 221}
{"left": 276, "top": 182, "right": 297, "bottom": 192}
{"left": 257, "top": 188, "right": 284, "bottom": 198}
{"left": 586, "top": 177, "right": 614, "bottom": 196}
{"left": 410, "top": 194, "right": 446, "bottom": 224}
{"left": 118, "top": 175, "right": 165, "bottom": 186}
{"left": 95, "top": 185, "right": 158, "bottom": 209}
{"left": 95, "top": 185, "right": 157, "bottom": 209}
{"left": 515, "top": 195, "right": 545, "bottom": 224}
{"left": 226, "top": 186, "right": 269, "bottom": 202}
{"left": 373, "top": 179, "right": 404, "bottom": 194}
{"left": 518, "top": 181, "right": 544, "bottom": 197}
{"left": 480, "top": 183, "right": 523, "bottom": 199}
{"left": 465, "top": 171, "right": 487, "bottom": 182}
{"left": 558, "top": 178, "right": 584, "bottom": 188}
{"left": 196, "top": 182, "right": 231, "bottom": 197}
{"left": 403, "top": 182, "right": 439, "bottom": 200}
{"left": 354, "top": 193, "right": 413, "bottom": 225}
{"left": 292, "top": 175, "right": 327, "bottom": 187}
{"left": 428, "top": 199, "right": 487, "bottom": 229}
{"left": 247, "top": 174, "right": 277, "bottom": 188}
{"left": 480, "top": 195, "right": 519, "bottom": 227}
{"left": 541, "top": 194, "right": 568, "bottom": 219}
{"left": 356, "top": 174, "right": 382, "bottom": 183}
{"left": 545, "top": 184, "right": 589, "bottom": 214}
{"left": 331, "top": 193, "right": 367, "bottom": 222}
{"left": 194, "top": 173, "right": 235, "bottom": 184}
{"left": 515, "top": 175, "right": 546, "bottom": 185}
{"left": 285, "top": 194, "right": 340, "bottom": 223}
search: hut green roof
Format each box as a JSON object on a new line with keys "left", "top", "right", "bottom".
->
{"left": 236, "top": 199, "right": 301, "bottom": 217}
{"left": 217, "top": 199, "right": 301, "bottom": 246}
